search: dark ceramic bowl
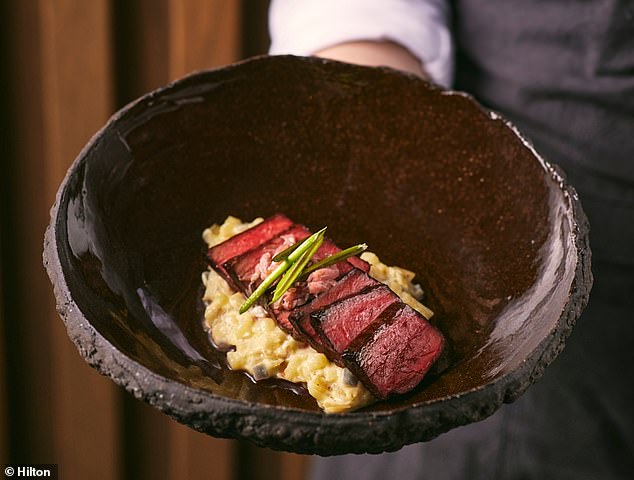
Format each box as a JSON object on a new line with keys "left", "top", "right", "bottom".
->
{"left": 44, "top": 55, "right": 591, "bottom": 455}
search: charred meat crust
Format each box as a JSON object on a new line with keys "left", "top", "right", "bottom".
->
{"left": 207, "top": 213, "right": 293, "bottom": 266}
{"left": 289, "top": 269, "right": 379, "bottom": 343}
{"left": 224, "top": 224, "right": 311, "bottom": 294}
{"left": 342, "top": 303, "right": 445, "bottom": 399}
{"left": 310, "top": 285, "right": 401, "bottom": 354}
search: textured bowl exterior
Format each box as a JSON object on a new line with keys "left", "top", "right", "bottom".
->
{"left": 43, "top": 55, "right": 591, "bottom": 455}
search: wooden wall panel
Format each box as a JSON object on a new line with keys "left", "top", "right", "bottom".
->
{"left": 122, "top": 403, "right": 232, "bottom": 480}
{"left": 236, "top": 444, "right": 311, "bottom": 480}
{"left": 38, "top": 2, "right": 120, "bottom": 478}
{"left": 0, "top": 1, "right": 9, "bottom": 462}
{"left": 279, "top": 453, "right": 310, "bottom": 480}
{"left": 6, "top": 0, "right": 119, "bottom": 478}
{"left": 167, "top": 0, "right": 241, "bottom": 77}
{"left": 114, "top": 0, "right": 241, "bottom": 104}
{"left": 0, "top": 242, "right": 6, "bottom": 468}
{"left": 167, "top": 423, "right": 232, "bottom": 480}
{"left": 5, "top": 0, "right": 54, "bottom": 462}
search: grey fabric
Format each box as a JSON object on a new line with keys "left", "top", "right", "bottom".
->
{"left": 452, "top": 0, "right": 634, "bottom": 266}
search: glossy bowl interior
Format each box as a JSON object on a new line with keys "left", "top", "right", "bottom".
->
{"left": 44, "top": 55, "right": 591, "bottom": 455}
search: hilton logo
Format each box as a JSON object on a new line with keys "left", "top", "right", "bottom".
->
{"left": 3, "top": 465, "right": 58, "bottom": 479}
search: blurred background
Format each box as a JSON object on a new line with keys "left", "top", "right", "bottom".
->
{"left": 0, "top": 1, "right": 312, "bottom": 479}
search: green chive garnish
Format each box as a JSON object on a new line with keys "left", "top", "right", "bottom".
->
{"left": 271, "top": 241, "right": 300, "bottom": 262}
{"left": 239, "top": 227, "right": 327, "bottom": 314}
{"left": 270, "top": 233, "right": 324, "bottom": 304}
{"left": 300, "top": 243, "right": 368, "bottom": 279}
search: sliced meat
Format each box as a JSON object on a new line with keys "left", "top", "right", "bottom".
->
{"left": 273, "top": 310, "right": 295, "bottom": 334}
{"left": 271, "top": 266, "right": 356, "bottom": 339}
{"left": 207, "top": 213, "right": 293, "bottom": 267}
{"left": 311, "top": 285, "right": 400, "bottom": 354}
{"left": 311, "top": 239, "right": 353, "bottom": 279}
{"left": 313, "top": 238, "right": 370, "bottom": 277}
{"left": 225, "top": 224, "right": 310, "bottom": 293}
{"left": 305, "top": 266, "right": 340, "bottom": 296}
{"left": 342, "top": 304, "right": 445, "bottom": 399}
{"left": 270, "top": 285, "right": 311, "bottom": 335}
{"left": 267, "top": 240, "right": 371, "bottom": 338}
{"left": 289, "top": 269, "right": 379, "bottom": 344}
{"left": 347, "top": 255, "right": 370, "bottom": 273}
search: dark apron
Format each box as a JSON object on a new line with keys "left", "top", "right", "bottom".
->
{"left": 310, "top": 1, "right": 634, "bottom": 478}
{"left": 453, "top": 0, "right": 634, "bottom": 275}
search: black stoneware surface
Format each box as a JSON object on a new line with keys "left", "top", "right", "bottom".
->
{"left": 43, "top": 55, "right": 591, "bottom": 455}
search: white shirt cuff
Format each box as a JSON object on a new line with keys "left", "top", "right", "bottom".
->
{"left": 268, "top": 0, "right": 454, "bottom": 88}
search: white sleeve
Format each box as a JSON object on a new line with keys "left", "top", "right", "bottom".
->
{"left": 268, "top": 0, "right": 454, "bottom": 88}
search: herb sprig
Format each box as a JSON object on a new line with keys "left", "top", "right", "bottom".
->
{"left": 239, "top": 228, "right": 367, "bottom": 313}
{"left": 300, "top": 243, "right": 367, "bottom": 279}
{"left": 238, "top": 227, "right": 326, "bottom": 314}
{"left": 270, "top": 234, "right": 324, "bottom": 304}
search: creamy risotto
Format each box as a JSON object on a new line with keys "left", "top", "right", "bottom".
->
{"left": 201, "top": 216, "right": 431, "bottom": 413}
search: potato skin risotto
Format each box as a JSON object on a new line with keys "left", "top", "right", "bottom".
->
{"left": 202, "top": 216, "right": 430, "bottom": 413}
